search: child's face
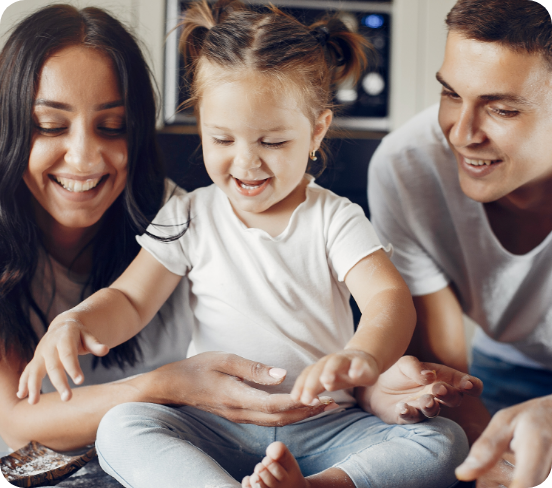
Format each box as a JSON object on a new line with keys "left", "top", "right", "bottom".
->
{"left": 199, "top": 73, "right": 326, "bottom": 218}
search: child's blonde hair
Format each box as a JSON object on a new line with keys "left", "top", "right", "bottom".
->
{"left": 178, "top": 0, "right": 373, "bottom": 167}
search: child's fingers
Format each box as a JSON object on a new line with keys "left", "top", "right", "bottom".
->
{"left": 16, "top": 367, "right": 30, "bottom": 400}
{"left": 56, "top": 340, "right": 86, "bottom": 386}
{"left": 45, "top": 352, "right": 74, "bottom": 402}
{"left": 396, "top": 402, "right": 425, "bottom": 424}
{"left": 290, "top": 363, "right": 324, "bottom": 404}
{"left": 348, "top": 355, "right": 379, "bottom": 385}
{"left": 320, "top": 355, "right": 351, "bottom": 389}
{"left": 24, "top": 360, "right": 47, "bottom": 405}
{"left": 81, "top": 331, "right": 109, "bottom": 358}
{"left": 431, "top": 382, "right": 462, "bottom": 407}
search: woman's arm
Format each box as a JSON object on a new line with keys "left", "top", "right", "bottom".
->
{"left": 3, "top": 351, "right": 328, "bottom": 451}
{"left": 18, "top": 249, "right": 182, "bottom": 404}
{"left": 291, "top": 250, "right": 416, "bottom": 404}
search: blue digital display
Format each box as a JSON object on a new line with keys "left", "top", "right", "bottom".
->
{"left": 363, "top": 14, "right": 384, "bottom": 29}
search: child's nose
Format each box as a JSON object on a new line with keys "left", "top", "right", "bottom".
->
{"left": 234, "top": 144, "right": 261, "bottom": 170}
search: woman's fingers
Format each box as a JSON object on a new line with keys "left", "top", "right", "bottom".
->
{"left": 205, "top": 352, "right": 287, "bottom": 386}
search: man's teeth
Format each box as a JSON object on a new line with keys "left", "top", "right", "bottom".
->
{"left": 55, "top": 177, "right": 101, "bottom": 192}
{"left": 465, "top": 158, "right": 496, "bottom": 167}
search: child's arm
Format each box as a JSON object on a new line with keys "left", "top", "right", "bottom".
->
{"left": 17, "top": 249, "right": 182, "bottom": 405}
{"left": 291, "top": 249, "right": 416, "bottom": 405}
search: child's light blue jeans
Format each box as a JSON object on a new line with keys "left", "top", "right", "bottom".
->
{"left": 96, "top": 403, "right": 468, "bottom": 488}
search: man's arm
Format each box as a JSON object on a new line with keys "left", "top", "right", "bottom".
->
{"left": 410, "top": 286, "right": 491, "bottom": 444}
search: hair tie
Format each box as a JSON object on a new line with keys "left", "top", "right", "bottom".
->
{"left": 311, "top": 25, "right": 330, "bottom": 47}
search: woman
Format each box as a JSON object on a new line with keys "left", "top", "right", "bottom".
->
{"left": 0, "top": 4, "right": 330, "bottom": 453}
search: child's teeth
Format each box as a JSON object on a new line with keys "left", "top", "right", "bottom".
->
{"left": 55, "top": 177, "right": 101, "bottom": 192}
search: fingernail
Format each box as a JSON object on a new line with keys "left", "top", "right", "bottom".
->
{"left": 425, "top": 397, "right": 435, "bottom": 409}
{"left": 309, "top": 398, "right": 321, "bottom": 406}
{"left": 269, "top": 368, "right": 286, "bottom": 379}
{"left": 398, "top": 402, "right": 408, "bottom": 415}
{"left": 458, "top": 456, "right": 480, "bottom": 471}
{"left": 460, "top": 379, "right": 473, "bottom": 390}
{"left": 74, "top": 375, "right": 83, "bottom": 384}
{"left": 61, "top": 390, "right": 70, "bottom": 402}
{"left": 421, "top": 370, "right": 435, "bottom": 376}
{"left": 324, "top": 403, "right": 340, "bottom": 412}
{"left": 436, "top": 385, "right": 447, "bottom": 396}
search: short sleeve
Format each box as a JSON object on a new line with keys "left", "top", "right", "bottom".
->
{"left": 368, "top": 137, "right": 449, "bottom": 296}
{"left": 326, "top": 199, "right": 386, "bottom": 282}
{"left": 136, "top": 192, "right": 192, "bottom": 276}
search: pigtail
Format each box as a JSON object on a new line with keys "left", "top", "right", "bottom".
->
{"left": 178, "top": 0, "right": 246, "bottom": 67}
{"left": 310, "top": 17, "right": 373, "bottom": 86}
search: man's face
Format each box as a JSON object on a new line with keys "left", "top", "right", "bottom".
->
{"left": 438, "top": 31, "right": 552, "bottom": 208}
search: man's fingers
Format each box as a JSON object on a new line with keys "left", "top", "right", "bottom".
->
{"left": 396, "top": 401, "right": 425, "bottom": 424}
{"left": 509, "top": 422, "right": 552, "bottom": 488}
{"left": 430, "top": 382, "right": 463, "bottom": 407}
{"left": 456, "top": 418, "right": 513, "bottom": 481}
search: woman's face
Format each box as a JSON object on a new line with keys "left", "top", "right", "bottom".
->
{"left": 24, "top": 45, "right": 128, "bottom": 232}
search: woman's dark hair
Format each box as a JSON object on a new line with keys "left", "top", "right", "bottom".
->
{"left": 0, "top": 5, "right": 165, "bottom": 368}
{"left": 178, "top": 0, "right": 373, "bottom": 169}
{"left": 446, "top": 0, "right": 552, "bottom": 69}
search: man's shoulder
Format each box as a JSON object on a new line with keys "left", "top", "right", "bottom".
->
{"left": 370, "top": 105, "right": 457, "bottom": 188}
{"left": 372, "top": 105, "right": 450, "bottom": 171}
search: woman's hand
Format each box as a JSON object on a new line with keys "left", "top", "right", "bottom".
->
{"left": 357, "top": 355, "right": 483, "bottom": 424}
{"left": 456, "top": 395, "right": 552, "bottom": 488}
{"left": 290, "top": 349, "right": 380, "bottom": 406}
{"left": 143, "top": 352, "right": 328, "bottom": 426}
{"left": 17, "top": 312, "right": 109, "bottom": 404}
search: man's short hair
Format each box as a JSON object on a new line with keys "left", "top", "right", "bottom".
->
{"left": 446, "top": 0, "right": 552, "bottom": 69}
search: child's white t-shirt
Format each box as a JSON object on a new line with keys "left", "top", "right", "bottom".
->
{"left": 137, "top": 177, "right": 384, "bottom": 406}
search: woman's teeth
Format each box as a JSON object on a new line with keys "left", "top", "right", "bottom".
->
{"left": 465, "top": 158, "right": 497, "bottom": 167}
{"left": 55, "top": 176, "right": 102, "bottom": 192}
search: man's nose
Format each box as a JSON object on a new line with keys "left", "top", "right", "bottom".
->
{"left": 449, "top": 105, "right": 486, "bottom": 148}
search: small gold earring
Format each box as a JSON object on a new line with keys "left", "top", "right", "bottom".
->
{"left": 310, "top": 150, "right": 318, "bottom": 161}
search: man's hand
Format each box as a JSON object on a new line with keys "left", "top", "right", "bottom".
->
{"left": 357, "top": 355, "right": 483, "bottom": 424}
{"left": 144, "top": 352, "right": 328, "bottom": 426}
{"left": 456, "top": 395, "right": 552, "bottom": 488}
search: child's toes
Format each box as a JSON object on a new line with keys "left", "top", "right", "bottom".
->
{"left": 265, "top": 441, "right": 306, "bottom": 485}
{"left": 250, "top": 473, "right": 269, "bottom": 488}
{"left": 242, "top": 475, "right": 253, "bottom": 488}
{"left": 258, "top": 465, "right": 279, "bottom": 487}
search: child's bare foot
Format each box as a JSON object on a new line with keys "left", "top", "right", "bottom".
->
{"left": 242, "top": 442, "right": 309, "bottom": 488}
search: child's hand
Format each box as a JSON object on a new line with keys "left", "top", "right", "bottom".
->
{"left": 17, "top": 312, "right": 109, "bottom": 405}
{"left": 356, "top": 355, "right": 483, "bottom": 424}
{"left": 290, "top": 349, "right": 380, "bottom": 406}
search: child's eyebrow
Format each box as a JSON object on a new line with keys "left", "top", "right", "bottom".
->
{"left": 205, "top": 123, "right": 292, "bottom": 132}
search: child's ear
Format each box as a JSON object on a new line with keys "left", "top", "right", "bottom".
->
{"left": 312, "top": 109, "right": 333, "bottom": 148}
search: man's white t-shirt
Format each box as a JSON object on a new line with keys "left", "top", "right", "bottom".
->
{"left": 137, "top": 177, "right": 384, "bottom": 406}
{"left": 368, "top": 104, "right": 552, "bottom": 370}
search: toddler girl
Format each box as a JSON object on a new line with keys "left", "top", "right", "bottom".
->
{"left": 19, "top": 1, "right": 469, "bottom": 487}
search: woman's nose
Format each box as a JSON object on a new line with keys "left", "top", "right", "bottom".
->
{"left": 448, "top": 105, "right": 486, "bottom": 149}
{"left": 64, "top": 126, "right": 102, "bottom": 171}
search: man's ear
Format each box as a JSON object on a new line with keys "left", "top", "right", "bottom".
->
{"left": 312, "top": 109, "right": 333, "bottom": 149}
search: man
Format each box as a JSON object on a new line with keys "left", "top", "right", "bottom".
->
{"left": 369, "top": 1, "right": 552, "bottom": 487}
